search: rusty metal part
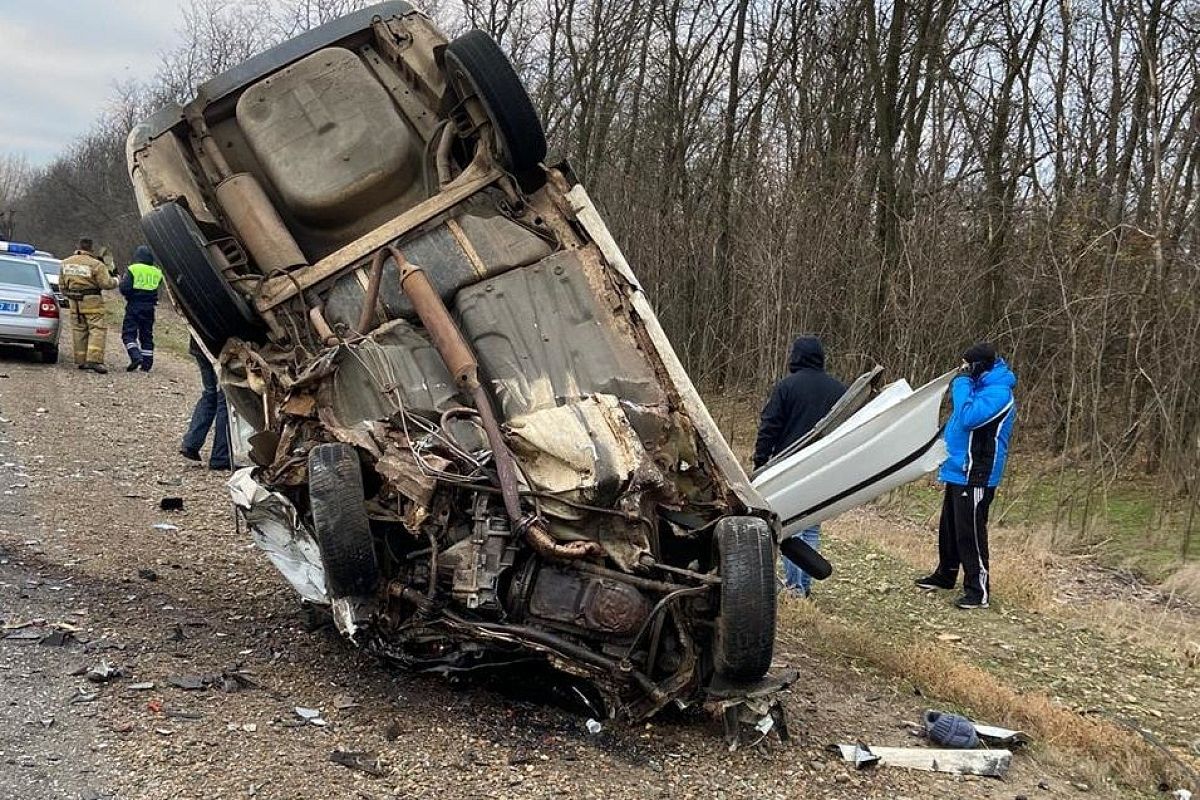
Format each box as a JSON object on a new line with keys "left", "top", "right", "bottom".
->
{"left": 215, "top": 173, "right": 308, "bottom": 273}
{"left": 527, "top": 567, "right": 651, "bottom": 638}
{"left": 392, "top": 248, "right": 478, "bottom": 387}
{"left": 356, "top": 250, "right": 387, "bottom": 334}
{"left": 442, "top": 610, "right": 664, "bottom": 702}
{"left": 391, "top": 246, "right": 599, "bottom": 561}
{"left": 308, "top": 304, "right": 337, "bottom": 345}
{"left": 254, "top": 147, "right": 499, "bottom": 312}
{"left": 569, "top": 561, "right": 694, "bottom": 595}
{"left": 184, "top": 106, "right": 233, "bottom": 183}
{"left": 520, "top": 514, "right": 602, "bottom": 560}
{"left": 435, "top": 122, "right": 456, "bottom": 188}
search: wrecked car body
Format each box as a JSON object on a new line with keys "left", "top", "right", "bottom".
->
{"left": 126, "top": 3, "right": 806, "bottom": 727}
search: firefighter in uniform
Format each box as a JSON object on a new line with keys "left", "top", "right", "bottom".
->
{"left": 119, "top": 245, "right": 163, "bottom": 372}
{"left": 59, "top": 237, "right": 117, "bottom": 373}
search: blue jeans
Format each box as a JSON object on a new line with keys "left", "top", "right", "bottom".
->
{"left": 782, "top": 525, "right": 820, "bottom": 595}
{"left": 182, "top": 350, "right": 230, "bottom": 467}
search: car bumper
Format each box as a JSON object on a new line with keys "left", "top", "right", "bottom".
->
{"left": 0, "top": 318, "right": 60, "bottom": 345}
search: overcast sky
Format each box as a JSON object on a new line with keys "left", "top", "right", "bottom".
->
{"left": 0, "top": 1, "right": 186, "bottom": 165}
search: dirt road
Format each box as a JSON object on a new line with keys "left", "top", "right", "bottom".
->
{"left": 0, "top": 330, "right": 1113, "bottom": 800}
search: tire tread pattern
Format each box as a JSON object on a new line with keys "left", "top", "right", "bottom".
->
{"left": 139, "top": 202, "right": 260, "bottom": 354}
{"left": 445, "top": 30, "right": 548, "bottom": 173}
{"left": 308, "top": 443, "right": 380, "bottom": 598}
{"left": 715, "top": 516, "right": 777, "bottom": 681}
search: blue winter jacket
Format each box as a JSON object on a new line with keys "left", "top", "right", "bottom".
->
{"left": 937, "top": 358, "right": 1017, "bottom": 487}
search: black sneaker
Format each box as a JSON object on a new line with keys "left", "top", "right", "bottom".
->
{"left": 915, "top": 574, "right": 955, "bottom": 590}
{"left": 126, "top": 361, "right": 140, "bottom": 372}
{"left": 89, "top": 362, "right": 108, "bottom": 374}
{"left": 179, "top": 447, "right": 202, "bottom": 462}
{"left": 954, "top": 596, "right": 989, "bottom": 610}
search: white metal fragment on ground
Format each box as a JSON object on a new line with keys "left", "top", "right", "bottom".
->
{"left": 585, "top": 719, "right": 602, "bottom": 734}
{"left": 152, "top": 523, "right": 179, "bottom": 531}
{"left": 836, "top": 744, "right": 1012, "bottom": 777}
{"left": 229, "top": 469, "right": 328, "bottom": 604}
{"left": 973, "top": 722, "right": 1028, "bottom": 745}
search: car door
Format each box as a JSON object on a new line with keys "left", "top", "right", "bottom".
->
{"left": 752, "top": 370, "right": 956, "bottom": 538}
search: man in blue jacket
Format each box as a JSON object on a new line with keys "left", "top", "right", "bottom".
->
{"left": 755, "top": 336, "right": 846, "bottom": 596}
{"left": 916, "top": 343, "right": 1017, "bottom": 609}
{"left": 119, "top": 245, "right": 163, "bottom": 372}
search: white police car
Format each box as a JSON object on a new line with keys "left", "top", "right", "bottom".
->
{"left": 0, "top": 241, "right": 61, "bottom": 363}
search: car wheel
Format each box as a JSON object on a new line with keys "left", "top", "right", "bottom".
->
{"left": 714, "top": 516, "right": 777, "bottom": 682}
{"left": 444, "top": 30, "right": 547, "bottom": 175}
{"left": 308, "top": 443, "right": 380, "bottom": 598}
{"left": 140, "top": 202, "right": 262, "bottom": 354}
{"left": 38, "top": 343, "right": 58, "bottom": 364}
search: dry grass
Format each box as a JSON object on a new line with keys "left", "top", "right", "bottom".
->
{"left": 1163, "top": 564, "right": 1200, "bottom": 605}
{"left": 778, "top": 599, "right": 1194, "bottom": 791}
{"left": 835, "top": 508, "right": 1055, "bottom": 610}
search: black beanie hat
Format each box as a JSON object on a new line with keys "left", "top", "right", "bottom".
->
{"left": 962, "top": 342, "right": 997, "bottom": 365}
{"left": 962, "top": 342, "right": 997, "bottom": 378}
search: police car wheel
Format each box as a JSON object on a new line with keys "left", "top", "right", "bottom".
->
{"left": 139, "top": 202, "right": 262, "bottom": 354}
{"left": 444, "top": 30, "right": 547, "bottom": 176}
{"left": 713, "top": 516, "right": 777, "bottom": 682}
{"left": 308, "top": 443, "right": 380, "bottom": 598}
{"left": 38, "top": 343, "right": 58, "bottom": 364}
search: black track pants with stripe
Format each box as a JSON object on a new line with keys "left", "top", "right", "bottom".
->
{"left": 935, "top": 484, "right": 995, "bottom": 603}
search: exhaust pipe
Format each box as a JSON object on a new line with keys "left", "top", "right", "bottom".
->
{"left": 390, "top": 245, "right": 599, "bottom": 560}
{"left": 779, "top": 536, "right": 832, "bottom": 581}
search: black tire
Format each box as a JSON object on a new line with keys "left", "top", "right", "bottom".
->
{"left": 714, "top": 516, "right": 777, "bottom": 681}
{"left": 38, "top": 343, "right": 58, "bottom": 364}
{"left": 308, "top": 443, "right": 380, "bottom": 598}
{"left": 140, "top": 202, "right": 262, "bottom": 354}
{"left": 444, "top": 30, "right": 547, "bottom": 174}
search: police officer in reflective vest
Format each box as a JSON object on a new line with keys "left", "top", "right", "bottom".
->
{"left": 59, "top": 237, "right": 118, "bottom": 373}
{"left": 119, "top": 245, "right": 163, "bottom": 372}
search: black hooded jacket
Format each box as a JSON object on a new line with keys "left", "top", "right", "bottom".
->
{"left": 753, "top": 337, "right": 846, "bottom": 469}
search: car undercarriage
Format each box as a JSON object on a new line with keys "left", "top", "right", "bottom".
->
{"left": 127, "top": 2, "right": 811, "bottom": 736}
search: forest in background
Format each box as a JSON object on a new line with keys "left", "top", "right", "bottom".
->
{"left": 1, "top": 0, "right": 1197, "bottom": 546}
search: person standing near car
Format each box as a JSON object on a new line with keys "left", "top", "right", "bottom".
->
{"left": 754, "top": 335, "right": 846, "bottom": 597}
{"left": 119, "top": 245, "right": 162, "bottom": 372}
{"left": 180, "top": 336, "right": 231, "bottom": 470}
{"left": 59, "top": 237, "right": 117, "bottom": 373}
{"left": 915, "top": 342, "right": 1017, "bottom": 610}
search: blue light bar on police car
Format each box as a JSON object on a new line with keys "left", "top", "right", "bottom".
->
{"left": 0, "top": 241, "right": 36, "bottom": 256}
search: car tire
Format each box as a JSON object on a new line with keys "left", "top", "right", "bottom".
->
{"left": 444, "top": 30, "right": 547, "bottom": 175}
{"left": 38, "top": 343, "right": 58, "bottom": 364}
{"left": 139, "top": 202, "right": 262, "bottom": 354}
{"left": 308, "top": 443, "right": 380, "bottom": 598}
{"left": 714, "top": 516, "right": 777, "bottom": 682}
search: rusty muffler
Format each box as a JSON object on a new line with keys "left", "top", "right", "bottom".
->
{"left": 390, "top": 245, "right": 599, "bottom": 560}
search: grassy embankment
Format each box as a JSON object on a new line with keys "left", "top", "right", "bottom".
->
{"left": 707, "top": 390, "right": 1199, "bottom": 795}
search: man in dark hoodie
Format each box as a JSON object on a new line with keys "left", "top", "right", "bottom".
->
{"left": 915, "top": 342, "right": 1017, "bottom": 610}
{"left": 119, "top": 245, "right": 163, "bottom": 372}
{"left": 754, "top": 336, "right": 846, "bottom": 595}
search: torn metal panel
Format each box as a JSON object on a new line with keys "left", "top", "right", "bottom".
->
{"left": 229, "top": 469, "right": 328, "bottom": 604}
{"left": 836, "top": 744, "right": 1013, "bottom": 777}
{"left": 455, "top": 250, "right": 666, "bottom": 420}
{"left": 376, "top": 444, "right": 445, "bottom": 507}
{"left": 563, "top": 184, "right": 766, "bottom": 515}
{"left": 507, "top": 394, "right": 650, "bottom": 501}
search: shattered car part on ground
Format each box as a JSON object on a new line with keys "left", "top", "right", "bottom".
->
{"left": 127, "top": 2, "right": 800, "bottom": 734}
